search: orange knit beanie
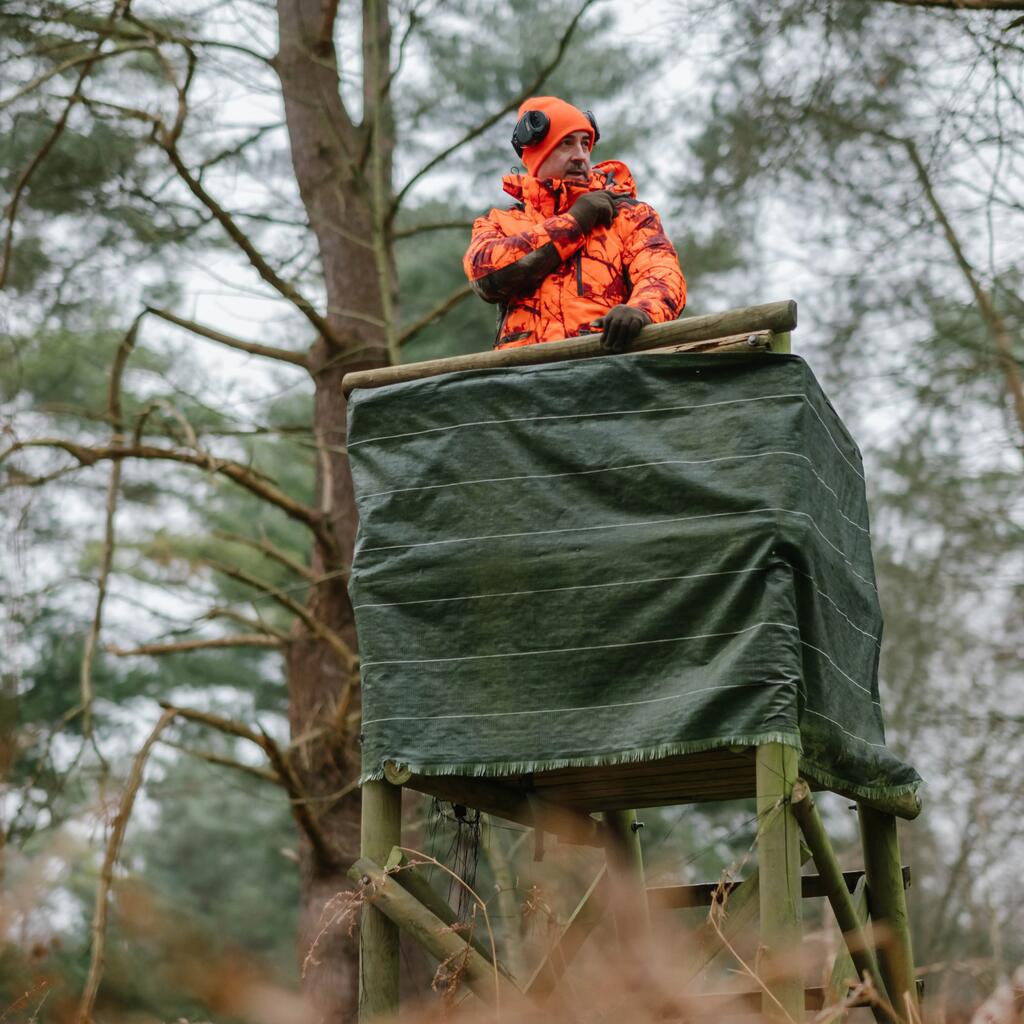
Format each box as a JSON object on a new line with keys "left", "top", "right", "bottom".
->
{"left": 515, "top": 96, "right": 595, "bottom": 176}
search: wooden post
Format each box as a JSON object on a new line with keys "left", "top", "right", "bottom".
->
{"left": 859, "top": 804, "right": 919, "bottom": 1021}
{"left": 359, "top": 780, "right": 402, "bottom": 1021}
{"left": 604, "top": 808, "right": 651, "bottom": 937}
{"left": 791, "top": 781, "right": 896, "bottom": 1024}
{"left": 755, "top": 743, "right": 803, "bottom": 1021}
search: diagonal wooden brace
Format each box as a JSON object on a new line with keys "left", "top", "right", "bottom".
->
{"left": 348, "top": 857, "right": 522, "bottom": 1006}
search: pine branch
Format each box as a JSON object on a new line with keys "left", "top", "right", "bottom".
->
{"left": 107, "top": 634, "right": 284, "bottom": 656}
{"left": 211, "top": 528, "right": 317, "bottom": 581}
{"left": 146, "top": 305, "right": 311, "bottom": 368}
{"left": 398, "top": 283, "right": 473, "bottom": 347}
{"left": 0, "top": 0, "right": 133, "bottom": 289}
{"left": 388, "top": 0, "right": 598, "bottom": 222}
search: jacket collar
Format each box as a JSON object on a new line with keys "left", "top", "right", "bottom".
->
{"left": 501, "top": 160, "right": 638, "bottom": 217}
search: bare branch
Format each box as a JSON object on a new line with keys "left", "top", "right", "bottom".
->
{"left": 77, "top": 707, "right": 177, "bottom": 1024}
{"left": 903, "top": 138, "right": 1024, "bottom": 449}
{"left": 0, "top": 42, "right": 152, "bottom": 113}
{"left": 398, "top": 283, "right": 473, "bottom": 347}
{"left": 146, "top": 305, "right": 310, "bottom": 369}
{"left": 160, "top": 140, "right": 339, "bottom": 345}
{"left": 158, "top": 702, "right": 338, "bottom": 868}
{"left": 868, "top": 0, "right": 1024, "bottom": 10}
{"left": 80, "top": 314, "right": 142, "bottom": 738}
{"left": 160, "top": 739, "right": 282, "bottom": 785}
{"left": 205, "top": 559, "right": 357, "bottom": 672}
{"left": 107, "top": 634, "right": 284, "bottom": 656}
{"left": 1, "top": 438, "right": 334, "bottom": 553}
{"left": 392, "top": 219, "right": 474, "bottom": 240}
{"left": 203, "top": 605, "right": 292, "bottom": 640}
{"left": 388, "top": 0, "right": 598, "bottom": 221}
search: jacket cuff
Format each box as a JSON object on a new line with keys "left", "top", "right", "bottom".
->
{"left": 542, "top": 214, "right": 586, "bottom": 261}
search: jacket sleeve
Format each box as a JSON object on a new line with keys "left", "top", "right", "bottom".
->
{"left": 619, "top": 203, "right": 686, "bottom": 323}
{"left": 463, "top": 209, "right": 588, "bottom": 304}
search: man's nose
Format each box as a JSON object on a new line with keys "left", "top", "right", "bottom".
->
{"left": 568, "top": 141, "right": 589, "bottom": 161}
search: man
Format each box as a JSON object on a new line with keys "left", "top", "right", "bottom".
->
{"left": 463, "top": 96, "right": 686, "bottom": 352}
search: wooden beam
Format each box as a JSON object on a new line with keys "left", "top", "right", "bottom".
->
{"left": 403, "top": 772, "right": 604, "bottom": 846}
{"left": 755, "top": 743, "right": 803, "bottom": 1021}
{"left": 342, "top": 299, "right": 798, "bottom": 394}
{"left": 859, "top": 804, "right": 920, "bottom": 1021}
{"left": 646, "top": 865, "right": 910, "bottom": 911}
{"left": 525, "top": 866, "right": 609, "bottom": 998}
{"left": 358, "top": 781, "right": 402, "bottom": 1021}
{"left": 604, "top": 808, "right": 651, "bottom": 937}
{"left": 385, "top": 848, "right": 509, "bottom": 974}
{"left": 791, "top": 780, "right": 897, "bottom": 1024}
{"left": 348, "top": 857, "right": 521, "bottom": 1006}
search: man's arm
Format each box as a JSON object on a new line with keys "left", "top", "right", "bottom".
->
{"left": 620, "top": 203, "right": 687, "bottom": 323}
{"left": 463, "top": 193, "right": 620, "bottom": 304}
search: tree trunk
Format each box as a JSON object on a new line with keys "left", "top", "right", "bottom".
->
{"left": 275, "top": 0, "right": 393, "bottom": 1018}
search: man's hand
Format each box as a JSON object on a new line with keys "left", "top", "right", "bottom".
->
{"left": 591, "top": 305, "right": 650, "bottom": 352}
{"left": 568, "top": 190, "right": 620, "bottom": 232}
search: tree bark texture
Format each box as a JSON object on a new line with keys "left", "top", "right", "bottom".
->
{"left": 275, "top": 0, "right": 393, "bottom": 1018}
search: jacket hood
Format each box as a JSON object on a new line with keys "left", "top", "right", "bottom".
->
{"left": 501, "top": 160, "right": 638, "bottom": 216}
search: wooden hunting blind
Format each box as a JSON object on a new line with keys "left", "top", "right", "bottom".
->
{"left": 342, "top": 300, "right": 923, "bottom": 1022}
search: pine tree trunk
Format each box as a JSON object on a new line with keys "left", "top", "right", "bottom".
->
{"left": 275, "top": 1, "right": 393, "bottom": 1017}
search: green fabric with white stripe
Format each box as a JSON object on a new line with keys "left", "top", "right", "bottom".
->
{"left": 348, "top": 353, "right": 920, "bottom": 799}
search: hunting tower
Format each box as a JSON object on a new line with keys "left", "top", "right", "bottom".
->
{"left": 341, "top": 300, "right": 922, "bottom": 1022}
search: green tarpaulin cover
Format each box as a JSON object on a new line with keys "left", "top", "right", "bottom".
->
{"left": 348, "top": 353, "right": 920, "bottom": 801}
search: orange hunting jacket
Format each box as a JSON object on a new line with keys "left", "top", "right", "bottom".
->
{"left": 463, "top": 161, "right": 686, "bottom": 349}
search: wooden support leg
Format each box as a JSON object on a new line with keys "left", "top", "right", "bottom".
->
{"left": 791, "top": 781, "right": 896, "bottom": 1024}
{"left": 359, "top": 780, "right": 402, "bottom": 1021}
{"left": 859, "top": 804, "right": 919, "bottom": 1021}
{"left": 604, "top": 808, "right": 651, "bottom": 938}
{"left": 755, "top": 743, "right": 803, "bottom": 1022}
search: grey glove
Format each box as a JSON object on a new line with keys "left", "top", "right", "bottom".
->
{"left": 591, "top": 305, "right": 650, "bottom": 352}
{"left": 568, "top": 190, "right": 619, "bottom": 232}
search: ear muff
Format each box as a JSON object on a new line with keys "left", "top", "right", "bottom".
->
{"left": 511, "top": 108, "right": 600, "bottom": 158}
{"left": 511, "top": 110, "right": 550, "bottom": 158}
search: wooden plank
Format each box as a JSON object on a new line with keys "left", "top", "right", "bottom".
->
{"left": 755, "top": 743, "right": 803, "bottom": 1021}
{"left": 358, "top": 781, "right": 402, "bottom": 1021}
{"left": 525, "top": 866, "right": 609, "bottom": 998}
{"left": 633, "top": 329, "right": 773, "bottom": 356}
{"left": 349, "top": 857, "right": 520, "bottom": 1006}
{"left": 403, "top": 773, "right": 604, "bottom": 845}
{"left": 342, "top": 300, "right": 798, "bottom": 393}
{"left": 646, "top": 867, "right": 910, "bottom": 911}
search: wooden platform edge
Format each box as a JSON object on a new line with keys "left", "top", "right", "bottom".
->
{"left": 342, "top": 299, "right": 797, "bottom": 394}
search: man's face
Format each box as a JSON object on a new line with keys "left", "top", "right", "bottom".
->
{"left": 535, "top": 130, "right": 592, "bottom": 184}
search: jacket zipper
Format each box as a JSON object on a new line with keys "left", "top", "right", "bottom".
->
{"left": 575, "top": 251, "right": 584, "bottom": 296}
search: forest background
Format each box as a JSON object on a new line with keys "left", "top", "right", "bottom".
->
{"left": 1, "top": 0, "right": 1023, "bottom": 1021}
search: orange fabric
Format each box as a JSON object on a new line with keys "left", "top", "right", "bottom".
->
{"left": 517, "top": 96, "right": 595, "bottom": 176}
{"left": 463, "top": 161, "right": 686, "bottom": 349}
